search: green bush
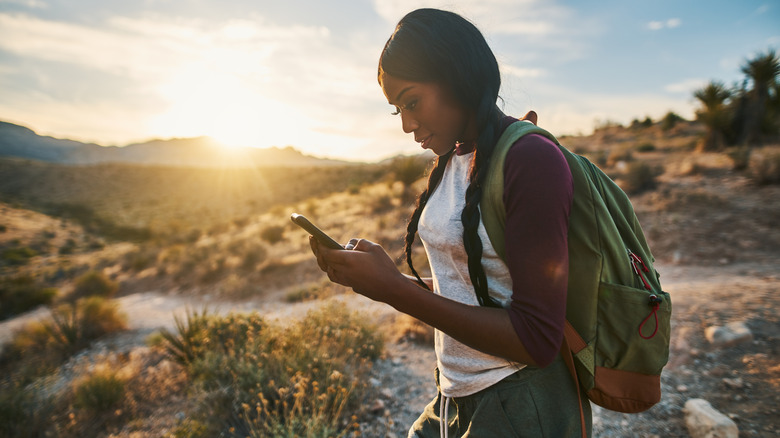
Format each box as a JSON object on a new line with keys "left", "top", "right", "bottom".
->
{"left": 636, "top": 142, "right": 656, "bottom": 152}
{"left": 70, "top": 271, "right": 119, "bottom": 301}
{"left": 11, "top": 297, "right": 127, "bottom": 358}
{"left": 0, "top": 275, "right": 58, "bottom": 321}
{"left": 1, "top": 246, "right": 37, "bottom": 266}
{"left": 388, "top": 155, "right": 429, "bottom": 187}
{"left": 661, "top": 111, "right": 684, "bottom": 131}
{"left": 241, "top": 245, "right": 267, "bottom": 272}
{"left": 73, "top": 368, "right": 126, "bottom": 412}
{"left": 123, "top": 247, "right": 156, "bottom": 271}
{"left": 607, "top": 147, "right": 633, "bottom": 167}
{"left": 260, "top": 225, "right": 285, "bottom": 244}
{"left": 371, "top": 194, "right": 394, "bottom": 213}
{"left": 160, "top": 303, "right": 383, "bottom": 436}
{"left": 727, "top": 146, "right": 751, "bottom": 171}
{"left": 0, "top": 381, "right": 53, "bottom": 437}
{"left": 749, "top": 149, "right": 780, "bottom": 185}
{"left": 621, "top": 161, "right": 657, "bottom": 194}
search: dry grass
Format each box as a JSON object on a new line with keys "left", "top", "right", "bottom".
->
{"left": 1, "top": 119, "right": 779, "bottom": 436}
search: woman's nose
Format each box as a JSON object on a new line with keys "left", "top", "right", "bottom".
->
{"left": 401, "top": 112, "right": 418, "bottom": 134}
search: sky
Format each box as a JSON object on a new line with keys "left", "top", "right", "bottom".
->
{"left": 0, "top": 0, "right": 778, "bottom": 162}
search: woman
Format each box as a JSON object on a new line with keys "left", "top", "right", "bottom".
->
{"left": 311, "top": 8, "right": 591, "bottom": 437}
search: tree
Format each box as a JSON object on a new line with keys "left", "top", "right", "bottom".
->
{"left": 738, "top": 49, "right": 780, "bottom": 145}
{"left": 694, "top": 81, "right": 732, "bottom": 151}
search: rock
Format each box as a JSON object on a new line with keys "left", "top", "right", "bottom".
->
{"left": 705, "top": 321, "right": 753, "bottom": 348}
{"left": 722, "top": 377, "right": 743, "bottom": 389}
{"left": 684, "top": 398, "right": 739, "bottom": 438}
{"left": 369, "top": 399, "right": 385, "bottom": 413}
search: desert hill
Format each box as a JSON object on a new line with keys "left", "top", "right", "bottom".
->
{"left": 0, "top": 120, "right": 348, "bottom": 167}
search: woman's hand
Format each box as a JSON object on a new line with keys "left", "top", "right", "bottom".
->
{"left": 310, "top": 237, "right": 408, "bottom": 305}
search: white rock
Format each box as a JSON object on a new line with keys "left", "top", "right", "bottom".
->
{"left": 705, "top": 321, "right": 753, "bottom": 348}
{"left": 722, "top": 377, "right": 743, "bottom": 389}
{"left": 684, "top": 398, "right": 739, "bottom": 438}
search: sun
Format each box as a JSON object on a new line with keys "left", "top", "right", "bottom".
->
{"left": 149, "top": 64, "right": 303, "bottom": 151}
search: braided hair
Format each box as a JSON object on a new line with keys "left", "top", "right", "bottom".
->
{"left": 378, "top": 9, "right": 504, "bottom": 307}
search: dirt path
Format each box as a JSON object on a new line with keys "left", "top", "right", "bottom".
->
{"left": 2, "top": 261, "right": 777, "bottom": 437}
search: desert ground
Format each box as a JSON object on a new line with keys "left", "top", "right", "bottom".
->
{"left": 1, "top": 122, "right": 779, "bottom": 437}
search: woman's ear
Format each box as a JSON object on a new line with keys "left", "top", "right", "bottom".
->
{"left": 520, "top": 110, "right": 538, "bottom": 125}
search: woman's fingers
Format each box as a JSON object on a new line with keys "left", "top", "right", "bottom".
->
{"left": 309, "top": 236, "right": 329, "bottom": 272}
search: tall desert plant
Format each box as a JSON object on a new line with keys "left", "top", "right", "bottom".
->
{"left": 694, "top": 81, "right": 732, "bottom": 151}
{"left": 739, "top": 49, "right": 780, "bottom": 145}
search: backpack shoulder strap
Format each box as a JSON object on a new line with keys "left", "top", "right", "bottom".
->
{"left": 482, "top": 120, "right": 561, "bottom": 260}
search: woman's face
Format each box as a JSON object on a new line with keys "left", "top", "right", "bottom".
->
{"left": 380, "top": 73, "right": 476, "bottom": 156}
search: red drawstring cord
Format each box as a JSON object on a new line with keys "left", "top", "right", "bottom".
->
{"left": 629, "top": 251, "right": 662, "bottom": 339}
{"left": 629, "top": 251, "right": 652, "bottom": 291}
{"left": 639, "top": 295, "right": 663, "bottom": 339}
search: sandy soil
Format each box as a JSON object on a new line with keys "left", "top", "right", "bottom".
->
{"left": 1, "top": 149, "right": 779, "bottom": 437}
{"left": 3, "top": 260, "right": 776, "bottom": 437}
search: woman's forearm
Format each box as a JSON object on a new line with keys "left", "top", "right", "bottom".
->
{"left": 402, "top": 273, "right": 433, "bottom": 290}
{"left": 383, "top": 276, "right": 538, "bottom": 366}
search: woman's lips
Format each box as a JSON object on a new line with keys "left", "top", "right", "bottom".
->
{"left": 417, "top": 136, "right": 432, "bottom": 149}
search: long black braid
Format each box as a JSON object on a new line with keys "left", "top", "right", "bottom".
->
{"left": 404, "top": 150, "right": 454, "bottom": 289}
{"left": 461, "top": 101, "right": 504, "bottom": 307}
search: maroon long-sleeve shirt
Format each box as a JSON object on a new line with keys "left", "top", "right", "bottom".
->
{"left": 456, "top": 118, "right": 573, "bottom": 367}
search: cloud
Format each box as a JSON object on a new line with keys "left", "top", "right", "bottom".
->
{"left": 664, "top": 78, "right": 708, "bottom": 94}
{"left": 371, "top": 0, "right": 564, "bottom": 36}
{"left": 502, "top": 64, "right": 544, "bottom": 79}
{"left": 0, "top": 11, "right": 377, "bottom": 151}
{"left": 0, "top": 0, "right": 46, "bottom": 8}
{"left": 647, "top": 18, "right": 682, "bottom": 30}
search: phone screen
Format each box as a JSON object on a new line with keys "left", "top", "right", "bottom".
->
{"left": 290, "top": 213, "right": 343, "bottom": 250}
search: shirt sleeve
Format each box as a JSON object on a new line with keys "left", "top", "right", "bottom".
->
{"left": 502, "top": 133, "right": 573, "bottom": 367}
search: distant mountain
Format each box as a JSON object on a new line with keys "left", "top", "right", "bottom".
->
{"left": 0, "top": 121, "right": 351, "bottom": 167}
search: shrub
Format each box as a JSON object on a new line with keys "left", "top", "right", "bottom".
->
{"left": 748, "top": 148, "right": 780, "bottom": 185}
{"left": 70, "top": 271, "right": 119, "bottom": 301}
{"left": 73, "top": 368, "right": 126, "bottom": 411}
{"left": 260, "top": 225, "right": 285, "bottom": 244}
{"left": 24, "top": 297, "right": 126, "bottom": 355}
{"left": 241, "top": 245, "right": 267, "bottom": 272}
{"left": 160, "top": 303, "right": 383, "bottom": 436}
{"left": 2, "top": 296, "right": 127, "bottom": 385}
{"left": 123, "top": 247, "right": 156, "bottom": 271}
{"left": 621, "top": 161, "right": 657, "bottom": 194}
{"left": 59, "top": 238, "right": 77, "bottom": 254}
{"left": 0, "top": 275, "right": 58, "bottom": 321}
{"left": 607, "top": 147, "right": 633, "bottom": 167}
{"left": 0, "top": 381, "right": 53, "bottom": 437}
{"left": 371, "top": 194, "right": 394, "bottom": 213}
{"left": 636, "top": 142, "right": 656, "bottom": 152}
{"left": 661, "top": 111, "right": 684, "bottom": 131}
{"left": 727, "top": 146, "right": 751, "bottom": 171}
{"left": 1, "top": 246, "right": 37, "bottom": 266}
{"left": 388, "top": 155, "right": 428, "bottom": 187}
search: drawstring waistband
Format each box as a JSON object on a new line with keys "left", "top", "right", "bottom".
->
{"left": 439, "top": 395, "right": 451, "bottom": 438}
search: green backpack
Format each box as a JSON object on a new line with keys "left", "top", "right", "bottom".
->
{"left": 481, "top": 120, "right": 672, "bottom": 416}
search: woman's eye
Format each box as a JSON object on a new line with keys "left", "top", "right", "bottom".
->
{"left": 390, "top": 100, "right": 417, "bottom": 116}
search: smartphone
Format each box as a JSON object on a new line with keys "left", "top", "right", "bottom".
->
{"left": 290, "top": 213, "right": 343, "bottom": 250}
